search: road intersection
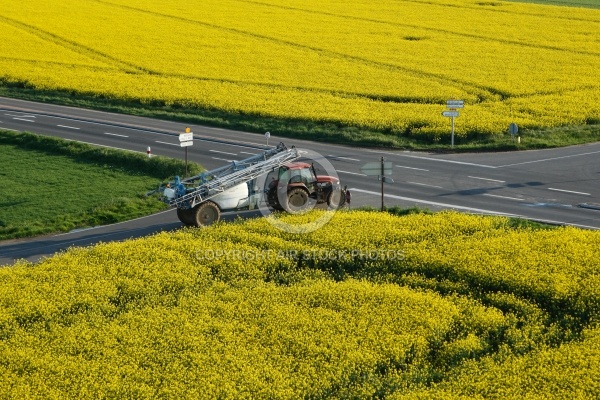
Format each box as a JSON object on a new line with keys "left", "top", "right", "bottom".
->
{"left": 1, "top": 96, "right": 599, "bottom": 265}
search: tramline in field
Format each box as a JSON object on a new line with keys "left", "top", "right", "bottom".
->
{"left": 155, "top": 142, "right": 346, "bottom": 226}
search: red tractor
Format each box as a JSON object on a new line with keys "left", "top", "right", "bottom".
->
{"left": 265, "top": 162, "right": 346, "bottom": 212}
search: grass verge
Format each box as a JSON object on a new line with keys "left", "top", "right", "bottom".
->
{"left": 506, "top": 0, "right": 600, "bottom": 9}
{"left": 1, "top": 83, "right": 599, "bottom": 152}
{"left": 0, "top": 130, "right": 202, "bottom": 240}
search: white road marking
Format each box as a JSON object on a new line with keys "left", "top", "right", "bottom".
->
{"left": 328, "top": 155, "right": 360, "bottom": 162}
{"left": 13, "top": 117, "right": 35, "bottom": 122}
{"left": 104, "top": 132, "right": 129, "bottom": 138}
{"left": 210, "top": 149, "right": 237, "bottom": 156}
{"left": 0, "top": 127, "right": 20, "bottom": 132}
{"left": 407, "top": 181, "right": 443, "bottom": 189}
{"left": 396, "top": 165, "right": 429, "bottom": 171}
{"left": 212, "top": 157, "right": 236, "bottom": 162}
{"left": 155, "top": 140, "right": 178, "bottom": 146}
{"left": 499, "top": 150, "right": 600, "bottom": 168}
{"left": 5, "top": 113, "right": 35, "bottom": 118}
{"left": 482, "top": 193, "right": 524, "bottom": 201}
{"left": 239, "top": 151, "right": 257, "bottom": 155}
{"left": 2, "top": 110, "right": 268, "bottom": 149}
{"left": 468, "top": 176, "right": 506, "bottom": 183}
{"left": 338, "top": 170, "right": 367, "bottom": 176}
{"left": 57, "top": 124, "right": 80, "bottom": 130}
{"left": 548, "top": 188, "right": 591, "bottom": 196}
{"left": 3, "top": 109, "right": 268, "bottom": 150}
{"left": 400, "top": 155, "right": 497, "bottom": 168}
{"left": 351, "top": 188, "right": 518, "bottom": 216}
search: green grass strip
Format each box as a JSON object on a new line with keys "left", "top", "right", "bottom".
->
{"left": 0, "top": 130, "right": 202, "bottom": 240}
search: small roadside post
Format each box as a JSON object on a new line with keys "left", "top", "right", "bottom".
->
{"left": 265, "top": 131, "right": 270, "bottom": 146}
{"left": 509, "top": 123, "right": 519, "bottom": 143}
{"left": 179, "top": 127, "right": 194, "bottom": 176}
{"left": 443, "top": 100, "right": 464, "bottom": 148}
{"left": 361, "top": 157, "right": 393, "bottom": 211}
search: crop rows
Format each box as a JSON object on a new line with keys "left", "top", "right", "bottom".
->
{"left": 1, "top": 211, "right": 599, "bottom": 398}
{"left": 0, "top": 0, "right": 599, "bottom": 139}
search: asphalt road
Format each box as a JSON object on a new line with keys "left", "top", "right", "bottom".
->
{"left": 1, "top": 96, "right": 600, "bottom": 265}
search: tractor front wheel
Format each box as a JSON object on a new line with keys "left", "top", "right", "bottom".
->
{"left": 327, "top": 188, "right": 346, "bottom": 209}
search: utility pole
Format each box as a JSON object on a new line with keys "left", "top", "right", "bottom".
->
{"left": 381, "top": 157, "right": 385, "bottom": 211}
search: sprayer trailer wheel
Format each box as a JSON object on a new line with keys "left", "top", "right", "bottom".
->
{"left": 192, "top": 201, "right": 221, "bottom": 227}
{"left": 176, "top": 207, "right": 196, "bottom": 226}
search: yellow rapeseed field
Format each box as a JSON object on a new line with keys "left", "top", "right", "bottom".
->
{"left": 1, "top": 210, "right": 600, "bottom": 398}
{"left": 0, "top": 0, "right": 599, "bottom": 138}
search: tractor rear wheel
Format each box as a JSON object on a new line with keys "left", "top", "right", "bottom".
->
{"left": 266, "top": 189, "right": 284, "bottom": 211}
{"left": 285, "top": 188, "right": 310, "bottom": 213}
{"left": 192, "top": 201, "right": 221, "bottom": 227}
{"left": 176, "top": 207, "right": 196, "bottom": 226}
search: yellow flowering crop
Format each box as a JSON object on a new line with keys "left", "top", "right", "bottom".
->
{"left": 1, "top": 210, "right": 600, "bottom": 398}
{"left": 0, "top": 0, "right": 598, "bottom": 138}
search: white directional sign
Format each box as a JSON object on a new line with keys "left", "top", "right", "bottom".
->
{"left": 179, "top": 132, "right": 194, "bottom": 142}
{"left": 360, "top": 161, "right": 393, "bottom": 176}
{"left": 180, "top": 140, "right": 193, "bottom": 147}
{"left": 446, "top": 100, "right": 464, "bottom": 109}
{"left": 442, "top": 111, "right": 460, "bottom": 117}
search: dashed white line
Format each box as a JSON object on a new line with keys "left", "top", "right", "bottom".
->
{"left": 212, "top": 157, "right": 236, "bottom": 162}
{"left": 337, "top": 170, "right": 367, "bottom": 177}
{"left": 104, "top": 132, "right": 129, "bottom": 138}
{"left": 5, "top": 113, "right": 35, "bottom": 118}
{"left": 400, "top": 155, "right": 497, "bottom": 169}
{"left": 155, "top": 140, "right": 178, "bottom": 146}
{"left": 499, "top": 150, "right": 600, "bottom": 167}
{"left": 328, "top": 155, "right": 361, "bottom": 162}
{"left": 482, "top": 193, "right": 524, "bottom": 201}
{"left": 13, "top": 117, "right": 35, "bottom": 122}
{"left": 239, "top": 151, "right": 257, "bottom": 155}
{"left": 0, "top": 127, "right": 19, "bottom": 132}
{"left": 407, "top": 181, "right": 443, "bottom": 189}
{"left": 548, "top": 188, "right": 591, "bottom": 196}
{"left": 396, "top": 165, "right": 429, "bottom": 172}
{"left": 210, "top": 149, "right": 237, "bottom": 156}
{"left": 468, "top": 176, "right": 505, "bottom": 183}
{"left": 57, "top": 124, "right": 80, "bottom": 130}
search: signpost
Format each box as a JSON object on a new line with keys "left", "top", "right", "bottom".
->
{"left": 265, "top": 131, "right": 270, "bottom": 146}
{"left": 179, "top": 127, "right": 193, "bottom": 176}
{"left": 443, "top": 99, "right": 463, "bottom": 148}
{"left": 361, "top": 158, "right": 393, "bottom": 210}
